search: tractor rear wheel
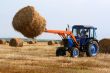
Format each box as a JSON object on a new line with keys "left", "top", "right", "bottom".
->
{"left": 71, "top": 48, "right": 79, "bottom": 58}
{"left": 56, "top": 47, "right": 66, "bottom": 56}
{"left": 86, "top": 41, "right": 99, "bottom": 57}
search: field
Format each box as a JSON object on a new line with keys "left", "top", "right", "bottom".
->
{"left": 0, "top": 42, "right": 110, "bottom": 73}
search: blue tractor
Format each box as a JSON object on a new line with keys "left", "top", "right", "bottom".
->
{"left": 46, "top": 25, "right": 99, "bottom": 57}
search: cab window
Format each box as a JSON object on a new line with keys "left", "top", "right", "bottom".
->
{"left": 90, "top": 29, "right": 94, "bottom": 37}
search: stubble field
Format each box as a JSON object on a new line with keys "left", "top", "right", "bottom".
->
{"left": 0, "top": 42, "right": 110, "bottom": 73}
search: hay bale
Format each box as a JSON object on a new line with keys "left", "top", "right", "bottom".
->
{"left": 48, "top": 41, "right": 55, "bottom": 45}
{"left": 0, "top": 39, "right": 6, "bottom": 44}
{"left": 99, "top": 39, "right": 110, "bottom": 53}
{"left": 55, "top": 41, "right": 59, "bottom": 44}
{"left": 12, "top": 6, "right": 46, "bottom": 38}
{"left": 28, "top": 40, "right": 37, "bottom": 44}
{"left": 6, "top": 40, "right": 10, "bottom": 43}
{"left": 9, "top": 38, "right": 23, "bottom": 47}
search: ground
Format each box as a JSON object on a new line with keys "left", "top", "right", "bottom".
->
{"left": 0, "top": 42, "right": 110, "bottom": 73}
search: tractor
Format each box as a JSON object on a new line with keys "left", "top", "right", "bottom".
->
{"left": 46, "top": 25, "right": 99, "bottom": 57}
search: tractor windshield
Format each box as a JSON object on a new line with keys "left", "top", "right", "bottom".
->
{"left": 72, "top": 25, "right": 97, "bottom": 39}
{"left": 72, "top": 28, "right": 97, "bottom": 38}
{"left": 72, "top": 28, "right": 89, "bottom": 38}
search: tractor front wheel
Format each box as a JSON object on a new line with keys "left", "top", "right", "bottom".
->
{"left": 56, "top": 47, "right": 66, "bottom": 56}
{"left": 71, "top": 48, "right": 79, "bottom": 58}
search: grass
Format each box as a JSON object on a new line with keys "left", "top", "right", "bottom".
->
{"left": 0, "top": 44, "right": 110, "bottom": 73}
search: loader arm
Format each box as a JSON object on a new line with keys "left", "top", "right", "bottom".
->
{"left": 45, "top": 30, "right": 79, "bottom": 46}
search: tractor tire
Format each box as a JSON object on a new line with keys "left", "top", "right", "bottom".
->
{"left": 86, "top": 41, "right": 99, "bottom": 57}
{"left": 71, "top": 48, "right": 79, "bottom": 58}
{"left": 56, "top": 47, "right": 66, "bottom": 56}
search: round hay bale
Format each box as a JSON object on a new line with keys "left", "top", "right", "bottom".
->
{"left": 99, "top": 39, "right": 110, "bottom": 53}
{"left": 12, "top": 6, "right": 46, "bottom": 38}
{"left": 9, "top": 38, "right": 23, "bottom": 47}
{"left": 55, "top": 41, "right": 59, "bottom": 44}
{"left": 6, "top": 41, "right": 10, "bottom": 43}
{"left": 0, "top": 39, "right": 6, "bottom": 44}
{"left": 28, "top": 40, "right": 37, "bottom": 44}
{"left": 48, "top": 41, "right": 55, "bottom": 45}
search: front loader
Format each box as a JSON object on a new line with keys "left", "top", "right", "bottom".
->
{"left": 45, "top": 25, "right": 99, "bottom": 57}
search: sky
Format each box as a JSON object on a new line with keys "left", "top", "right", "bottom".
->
{"left": 0, "top": 0, "right": 110, "bottom": 40}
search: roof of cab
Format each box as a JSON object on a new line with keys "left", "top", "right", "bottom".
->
{"left": 72, "top": 25, "right": 97, "bottom": 29}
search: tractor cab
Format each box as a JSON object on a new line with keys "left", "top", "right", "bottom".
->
{"left": 72, "top": 25, "right": 97, "bottom": 46}
{"left": 72, "top": 25, "right": 97, "bottom": 39}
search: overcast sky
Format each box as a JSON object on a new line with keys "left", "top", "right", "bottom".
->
{"left": 0, "top": 0, "right": 110, "bottom": 40}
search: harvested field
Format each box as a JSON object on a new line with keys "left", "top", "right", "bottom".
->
{"left": 0, "top": 43, "right": 110, "bottom": 73}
